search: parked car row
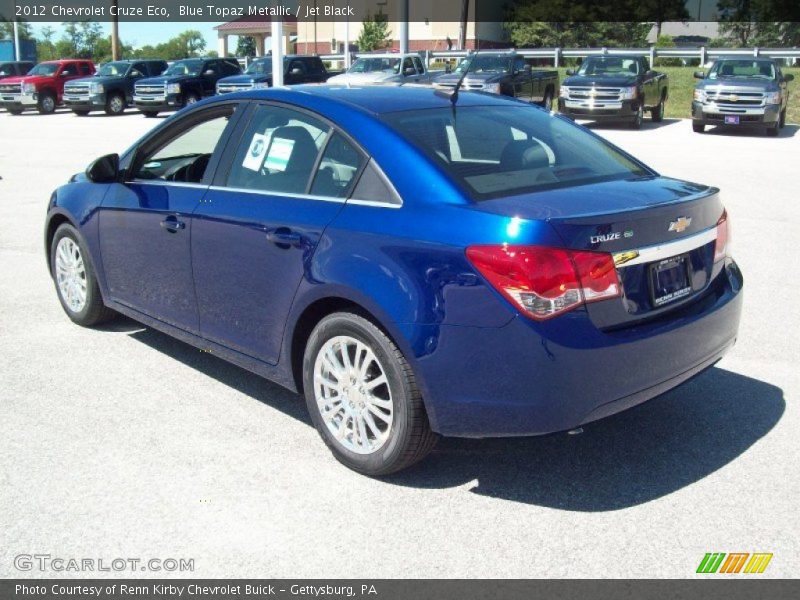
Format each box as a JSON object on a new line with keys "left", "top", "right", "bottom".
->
{"left": 1, "top": 53, "right": 793, "bottom": 137}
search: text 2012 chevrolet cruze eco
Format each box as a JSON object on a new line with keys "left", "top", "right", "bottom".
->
{"left": 45, "top": 87, "right": 742, "bottom": 475}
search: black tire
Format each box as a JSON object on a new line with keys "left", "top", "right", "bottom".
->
{"left": 692, "top": 122, "right": 705, "bottom": 133}
{"left": 302, "top": 312, "right": 438, "bottom": 476}
{"left": 142, "top": 110, "right": 159, "bottom": 118}
{"left": 779, "top": 108, "right": 786, "bottom": 128}
{"left": 184, "top": 92, "right": 200, "bottom": 106}
{"left": 38, "top": 92, "right": 56, "bottom": 114}
{"left": 629, "top": 104, "right": 643, "bottom": 129}
{"left": 105, "top": 92, "right": 125, "bottom": 115}
{"left": 651, "top": 97, "right": 665, "bottom": 122}
{"left": 540, "top": 88, "right": 553, "bottom": 110}
{"left": 73, "top": 110, "right": 90, "bottom": 116}
{"left": 766, "top": 124, "right": 779, "bottom": 137}
{"left": 50, "top": 224, "right": 116, "bottom": 327}
{"left": 8, "top": 108, "right": 23, "bottom": 115}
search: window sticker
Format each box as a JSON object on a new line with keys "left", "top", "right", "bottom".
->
{"left": 242, "top": 133, "right": 268, "bottom": 171}
{"left": 264, "top": 137, "right": 295, "bottom": 172}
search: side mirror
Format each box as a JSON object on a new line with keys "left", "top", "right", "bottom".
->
{"left": 784, "top": 74, "right": 794, "bottom": 82}
{"left": 86, "top": 153, "right": 119, "bottom": 183}
{"left": 290, "top": 67, "right": 303, "bottom": 76}
{"left": 131, "top": 70, "right": 143, "bottom": 78}
{"left": 403, "top": 67, "right": 416, "bottom": 76}
{"left": 693, "top": 70, "right": 705, "bottom": 79}
{"left": 565, "top": 68, "right": 575, "bottom": 76}
{"left": 524, "top": 64, "right": 532, "bottom": 73}
{"left": 60, "top": 71, "right": 70, "bottom": 77}
{"left": 204, "top": 69, "right": 215, "bottom": 76}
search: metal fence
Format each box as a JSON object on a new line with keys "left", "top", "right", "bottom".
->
{"left": 310, "top": 46, "right": 800, "bottom": 69}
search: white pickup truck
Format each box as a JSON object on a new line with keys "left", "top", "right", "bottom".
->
{"left": 326, "top": 53, "right": 437, "bottom": 86}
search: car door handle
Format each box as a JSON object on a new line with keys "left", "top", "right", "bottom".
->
{"left": 160, "top": 216, "right": 185, "bottom": 232}
{"left": 266, "top": 228, "right": 301, "bottom": 247}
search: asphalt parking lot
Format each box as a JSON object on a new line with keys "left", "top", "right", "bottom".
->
{"left": 1, "top": 107, "right": 798, "bottom": 578}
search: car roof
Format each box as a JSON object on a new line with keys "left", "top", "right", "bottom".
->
{"left": 239, "top": 84, "right": 524, "bottom": 115}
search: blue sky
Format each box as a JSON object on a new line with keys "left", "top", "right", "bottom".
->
{"left": 33, "top": 22, "right": 224, "bottom": 52}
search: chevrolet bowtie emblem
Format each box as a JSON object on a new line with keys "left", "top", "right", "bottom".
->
{"left": 669, "top": 216, "right": 692, "bottom": 233}
{"left": 728, "top": 94, "right": 739, "bottom": 102}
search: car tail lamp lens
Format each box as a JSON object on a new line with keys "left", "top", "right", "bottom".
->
{"left": 466, "top": 245, "right": 621, "bottom": 320}
{"left": 714, "top": 210, "right": 729, "bottom": 262}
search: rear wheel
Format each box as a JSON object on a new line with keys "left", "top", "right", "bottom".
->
{"left": 692, "top": 122, "right": 705, "bottom": 133}
{"left": 651, "top": 97, "right": 665, "bottom": 122}
{"left": 50, "top": 224, "right": 116, "bottom": 327}
{"left": 38, "top": 92, "right": 56, "bottom": 114}
{"left": 105, "top": 93, "right": 125, "bottom": 115}
{"left": 303, "top": 312, "right": 438, "bottom": 476}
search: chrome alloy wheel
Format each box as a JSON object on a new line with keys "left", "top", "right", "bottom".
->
{"left": 109, "top": 95, "right": 124, "bottom": 113}
{"left": 313, "top": 335, "right": 394, "bottom": 454}
{"left": 55, "top": 237, "right": 87, "bottom": 313}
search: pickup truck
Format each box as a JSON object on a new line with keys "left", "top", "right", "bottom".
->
{"left": 0, "top": 59, "right": 95, "bottom": 114}
{"left": 558, "top": 55, "right": 668, "bottom": 128}
{"left": 433, "top": 52, "right": 559, "bottom": 108}
{"left": 63, "top": 59, "right": 168, "bottom": 116}
{"left": 692, "top": 57, "right": 793, "bottom": 137}
{"left": 326, "top": 53, "right": 435, "bottom": 86}
{"left": 217, "top": 55, "right": 330, "bottom": 94}
{"left": 133, "top": 57, "right": 241, "bottom": 117}
{"left": 0, "top": 61, "right": 35, "bottom": 80}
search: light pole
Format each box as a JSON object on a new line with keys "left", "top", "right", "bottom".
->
{"left": 111, "top": 0, "right": 120, "bottom": 60}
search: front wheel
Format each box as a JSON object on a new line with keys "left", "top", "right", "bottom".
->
{"left": 540, "top": 89, "right": 553, "bottom": 111}
{"left": 38, "top": 92, "right": 56, "bottom": 114}
{"left": 142, "top": 110, "right": 159, "bottom": 118}
{"left": 651, "top": 97, "right": 665, "bottom": 122}
{"left": 50, "top": 224, "right": 116, "bottom": 327}
{"left": 629, "top": 105, "right": 643, "bottom": 129}
{"left": 766, "top": 124, "right": 779, "bottom": 137}
{"left": 8, "top": 108, "right": 23, "bottom": 115}
{"left": 105, "top": 93, "right": 125, "bottom": 115}
{"left": 184, "top": 92, "right": 199, "bottom": 106}
{"left": 72, "top": 110, "right": 90, "bottom": 116}
{"left": 779, "top": 108, "right": 786, "bottom": 128}
{"left": 303, "top": 312, "right": 438, "bottom": 476}
{"left": 692, "top": 122, "right": 705, "bottom": 133}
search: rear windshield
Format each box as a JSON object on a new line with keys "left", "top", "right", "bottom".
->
{"left": 381, "top": 106, "right": 649, "bottom": 200}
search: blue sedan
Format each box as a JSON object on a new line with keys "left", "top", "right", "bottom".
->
{"left": 45, "top": 86, "right": 743, "bottom": 475}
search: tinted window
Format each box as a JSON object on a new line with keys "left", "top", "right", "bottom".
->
{"left": 61, "top": 64, "right": 79, "bottom": 76}
{"left": 382, "top": 106, "right": 648, "bottom": 200}
{"left": 513, "top": 57, "right": 526, "bottom": 72}
{"left": 351, "top": 160, "right": 400, "bottom": 206}
{"left": 226, "top": 104, "right": 329, "bottom": 194}
{"left": 221, "top": 59, "right": 241, "bottom": 75}
{"left": 78, "top": 63, "right": 91, "bottom": 75}
{"left": 289, "top": 60, "right": 307, "bottom": 74}
{"left": 0, "top": 63, "right": 10, "bottom": 76}
{"left": 133, "top": 106, "right": 236, "bottom": 183}
{"left": 413, "top": 57, "right": 424, "bottom": 74}
{"left": 310, "top": 133, "right": 364, "bottom": 198}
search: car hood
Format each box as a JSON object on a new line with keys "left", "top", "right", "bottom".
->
{"left": 137, "top": 75, "right": 197, "bottom": 85}
{"left": 1, "top": 74, "right": 54, "bottom": 85}
{"left": 218, "top": 74, "right": 270, "bottom": 84}
{"left": 436, "top": 72, "right": 507, "bottom": 85}
{"left": 327, "top": 72, "right": 398, "bottom": 84}
{"left": 696, "top": 77, "right": 778, "bottom": 91}
{"left": 563, "top": 74, "right": 638, "bottom": 87}
{"left": 66, "top": 75, "right": 126, "bottom": 85}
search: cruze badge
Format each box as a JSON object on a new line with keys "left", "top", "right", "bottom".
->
{"left": 591, "top": 232, "right": 620, "bottom": 243}
{"left": 669, "top": 217, "right": 692, "bottom": 233}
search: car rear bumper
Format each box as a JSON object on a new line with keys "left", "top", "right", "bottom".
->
{"left": 692, "top": 101, "right": 780, "bottom": 127}
{"left": 558, "top": 98, "right": 639, "bottom": 120}
{"left": 414, "top": 261, "right": 743, "bottom": 437}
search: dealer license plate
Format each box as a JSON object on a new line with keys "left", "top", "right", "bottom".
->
{"left": 650, "top": 255, "right": 692, "bottom": 307}
{"left": 724, "top": 115, "right": 740, "bottom": 125}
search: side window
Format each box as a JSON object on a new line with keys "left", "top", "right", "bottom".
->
{"left": 289, "top": 60, "right": 307, "bottom": 75}
{"left": 0, "top": 63, "right": 10, "bottom": 76}
{"left": 402, "top": 57, "right": 414, "bottom": 74}
{"left": 133, "top": 106, "right": 236, "bottom": 183}
{"left": 413, "top": 56, "right": 424, "bottom": 74}
{"left": 514, "top": 57, "right": 526, "bottom": 73}
{"left": 226, "top": 104, "right": 330, "bottom": 195}
{"left": 221, "top": 60, "right": 239, "bottom": 75}
{"left": 351, "top": 160, "right": 401, "bottom": 206}
{"left": 203, "top": 61, "right": 218, "bottom": 76}
{"left": 310, "top": 133, "right": 365, "bottom": 198}
{"left": 132, "top": 63, "right": 147, "bottom": 78}
{"left": 61, "top": 64, "right": 79, "bottom": 77}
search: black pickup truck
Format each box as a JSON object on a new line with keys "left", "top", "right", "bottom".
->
{"left": 133, "top": 57, "right": 241, "bottom": 117}
{"left": 216, "top": 55, "right": 330, "bottom": 94}
{"left": 434, "top": 52, "right": 559, "bottom": 108}
{"left": 63, "top": 59, "right": 168, "bottom": 115}
{"left": 558, "top": 55, "right": 668, "bottom": 128}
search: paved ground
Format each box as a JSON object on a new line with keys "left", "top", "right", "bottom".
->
{"left": 1, "top": 108, "right": 798, "bottom": 578}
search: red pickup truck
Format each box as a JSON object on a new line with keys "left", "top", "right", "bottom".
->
{"left": 0, "top": 59, "right": 95, "bottom": 114}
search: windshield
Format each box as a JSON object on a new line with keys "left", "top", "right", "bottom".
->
{"left": 97, "top": 62, "right": 130, "bottom": 77}
{"left": 577, "top": 57, "right": 640, "bottom": 77}
{"left": 348, "top": 57, "right": 401, "bottom": 74}
{"left": 27, "top": 63, "right": 59, "bottom": 76}
{"left": 382, "top": 106, "right": 648, "bottom": 200}
{"left": 164, "top": 60, "right": 203, "bottom": 77}
{"left": 455, "top": 55, "right": 512, "bottom": 74}
{"left": 708, "top": 60, "right": 776, "bottom": 80}
{"left": 246, "top": 60, "right": 275, "bottom": 75}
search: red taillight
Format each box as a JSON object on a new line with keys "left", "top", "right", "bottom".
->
{"left": 714, "top": 210, "right": 729, "bottom": 262}
{"left": 466, "top": 245, "right": 621, "bottom": 320}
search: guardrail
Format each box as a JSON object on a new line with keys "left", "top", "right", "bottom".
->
{"left": 310, "top": 47, "right": 800, "bottom": 69}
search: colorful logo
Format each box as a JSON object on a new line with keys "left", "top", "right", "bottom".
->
{"left": 697, "top": 553, "right": 773, "bottom": 574}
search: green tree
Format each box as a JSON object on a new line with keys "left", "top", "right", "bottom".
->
{"left": 0, "top": 19, "right": 34, "bottom": 40}
{"left": 356, "top": 11, "right": 391, "bottom": 52}
{"left": 505, "top": 21, "right": 652, "bottom": 48}
{"left": 654, "top": 34, "right": 682, "bottom": 66}
{"left": 236, "top": 36, "right": 256, "bottom": 57}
